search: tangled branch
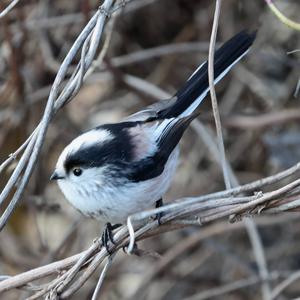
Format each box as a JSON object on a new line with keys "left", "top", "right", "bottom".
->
{"left": 0, "top": 160, "right": 300, "bottom": 297}
{"left": 0, "top": 0, "right": 120, "bottom": 231}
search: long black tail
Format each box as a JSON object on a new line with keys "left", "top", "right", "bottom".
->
{"left": 157, "top": 30, "right": 256, "bottom": 119}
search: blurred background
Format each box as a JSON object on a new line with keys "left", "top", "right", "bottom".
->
{"left": 0, "top": 0, "right": 300, "bottom": 299}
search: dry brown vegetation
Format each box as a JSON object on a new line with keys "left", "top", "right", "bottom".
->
{"left": 0, "top": 0, "right": 300, "bottom": 299}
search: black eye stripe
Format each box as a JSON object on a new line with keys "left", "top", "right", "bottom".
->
{"left": 64, "top": 122, "right": 138, "bottom": 172}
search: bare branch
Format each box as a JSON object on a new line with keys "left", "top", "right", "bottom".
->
{"left": 0, "top": 0, "right": 119, "bottom": 231}
{"left": 270, "top": 270, "right": 300, "bottom": 299}
{"left": 0, "top": 0, "right": 21, "bottom": 18}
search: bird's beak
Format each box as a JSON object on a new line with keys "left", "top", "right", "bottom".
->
{"left": 50, "top": 171, "right": 65, "bottom": 180}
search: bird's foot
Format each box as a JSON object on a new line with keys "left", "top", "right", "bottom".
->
{"left": 101, "top": 223, "right": 121, "bottom": 254}
{"left": 154, "top": 198, "right": 164, "bottom": 225}
{"left": 122, "top": 242, "right": 139, "bottom": 254}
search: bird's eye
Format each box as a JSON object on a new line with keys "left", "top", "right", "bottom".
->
{"left": 73, "top": 168, "right": 82, "bottom": 177}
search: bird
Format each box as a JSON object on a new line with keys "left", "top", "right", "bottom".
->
{"left": 51, "top": 30, "right": 256, "bottom": 249}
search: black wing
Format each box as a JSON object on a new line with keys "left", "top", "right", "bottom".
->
{"left": 156, "top": 30, "right": 256, "bottom": 119}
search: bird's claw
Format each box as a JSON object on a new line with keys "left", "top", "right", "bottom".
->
{"left": 154, "top": 198, "right": 164, "bottom": 225}
{"left": 101, "top": 223, "right": 121, "bottom": 254}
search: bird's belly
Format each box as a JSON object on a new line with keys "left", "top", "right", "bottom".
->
{"left": 59, "top": 149, "right": 179, "bottom": 223}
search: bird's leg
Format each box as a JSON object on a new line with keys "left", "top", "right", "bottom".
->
{"left": 101, "top": 222, "right": 121, "bottom": 254}
{"left": 154, "top": 198, "right": 164, "bottom": 225}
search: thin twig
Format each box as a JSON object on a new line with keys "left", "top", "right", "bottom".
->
{"left": 183, "top": 273, "right": 280, "bottom": 300}
{"left": 270, "top": 270, "right": 300, "bottom": 299}
{"left": 0, "top": 0, "right": 21, "bottom": 18}
{"left": 264, "top": 0, "right": 300, "bottom": 31}
{"left": 91, "top": 254, "right": 116, "bottom": 300}
{"left": 208, "top": 0, "right": 231, "bottom": 190}
{"left": 207, "top": 6, "right": 272, "bottom": 295}
{"left": 245, "top": 218, "right": 272, "bottom": 300}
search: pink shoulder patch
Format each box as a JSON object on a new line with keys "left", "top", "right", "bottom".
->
{"left": 128, "top": 125, "right": 157, "bottom": 160}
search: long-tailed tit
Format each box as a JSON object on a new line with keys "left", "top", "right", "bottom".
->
{"left": 51, "top": 31, "right": 256, "bottom": 247}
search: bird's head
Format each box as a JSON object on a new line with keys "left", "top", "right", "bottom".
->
{"left": 50, "top": 128, "right": 115, "bottom": 195}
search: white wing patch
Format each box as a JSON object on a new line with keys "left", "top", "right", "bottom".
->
{"left": 153, "top": 118, "right": 176, "bottom": 142}
{"left": 187, "top": 61, "right": 206, "bottom": 81}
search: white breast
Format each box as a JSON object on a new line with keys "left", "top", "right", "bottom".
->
{"left": 58, "top": 148, "right": 179, "bottom": 223}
